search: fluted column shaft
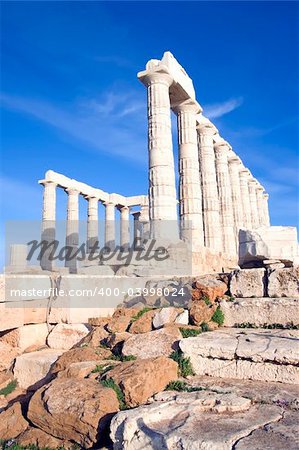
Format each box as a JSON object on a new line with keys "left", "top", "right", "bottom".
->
{"left": 239, "top": 170, "right": 253, "bottom": 230}
{"left": 228, "top": 158, "right": 244, "bottom": 238}
{"left": 198, "top": 125, "right": 222, "bottom": 251}
{"left": 119, "top": 206, "right": 130, "bottom": 251}
{"left": 86, "top": 196, "right": 99, "bottom": 252}
{"left": 256, "top": 187, "right": 265, "bottom": 226}
{"left": 263, "top": 193, "right": 270, "bottom": 226}
{"left": 176, "top": 103, "right": 204, "bottom": 248}
{"left": 248, "top": 180, "right": 260, "bottom": 229}
{"left": 214, "top": 143, "right": 236, "bottom": 256}
{"left": 40, "top": 181, "right": 56, "bottom": 270}
{"left": 104, "top": 202, "right": 115, "bottom": 250}
{"left": 145, "top": 72, "right": 178, "bottom": 240}
{"left": 65, "top": 188, "right": 79, "bottom": 271}
{"left": 132, "top": 211, "right": 142, "bottom": 250}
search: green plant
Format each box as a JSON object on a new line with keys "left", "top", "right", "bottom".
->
{"left": 165, "top": 380, "right": 205, "bottom": 392}
{"left": 228, "top": 296, "right": 235, "bottom": 302}
{"left": 200, "top": 322, "right": 209, "bottom": 332}
{"left": 101, "top": 378, "right": 127, "bottom": 410}
{"left": 211, "top": 307, "right": 224, "bottom": 326}
{"left": 202, "top": 296, "right": 212, "bottom": 306}
{"left": 130, "top": 307, "right": 152, "bottom": 323}
{"left": 91, "top": 364, "right": 114, "bottom": 375}
{"left": 0, "top": 441, "right": 79, "bottom": 450}
{"left": 170, "top": 350, "right": 195, "bottom": 377}
{"left": 108, "top": 354, "right": 137, "bottom": 362}
{"left": 179, "top": 328, "right": 201, "bottom": 338}
{"left": 0, "top": 380, "right": 17, "bottom": 397}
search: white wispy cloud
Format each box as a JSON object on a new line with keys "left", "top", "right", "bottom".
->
{"left": 0, "top": 90, "right": 148, "bottom": 165}
{"left": 203, "top": 97, "right": 243, "bottom": 119}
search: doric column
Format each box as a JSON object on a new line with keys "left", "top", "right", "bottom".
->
{"left": 85, "top": 196, "right": 99, "bottom": 253}
{"left": 119, "top": 206, "right": 130, "bottom": 251}
{"left": 139, "top": 199, "right": 150, "bottom": 240}
{"left": 65, "top": 188, "right": 79, "bottom": 271}
{"left": 104, "top": 202, "right": 115, "bottom": 250}
{"left": 175, "top": 102, "right": 204, "bottom": 248}
{"left": 132, "top": 211, "right": 142, "bottom": 250}
{"left": 256, "top": 185, "right": 266, "bottom": 226}
{"left": 239, "top": 169, "right": 253, "bottom": 230}
{"left": 228, "top": 155, "right": 244, "bottom": 239}
{"left": 143, "top": 71, "right": 179, "bottom": 240}
{"left": 214, "top": 141, "right": 236, "bottom": 256}
{"left": 248, "top": 179, "right": 260, "bottom": 229}
{"left": 197, "top": 123, "right": 222, "bottom": 252}
{"left": 263, "top": 193, "right": 270, "bottom": 226}
{"left": 40, "top": 180, "right": 57, "bottom": 270}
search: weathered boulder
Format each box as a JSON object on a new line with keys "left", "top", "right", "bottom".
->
{"left": 220, "top": 297, "right": 299, "bottom": 327}
{"left": 0, "top": 341, "right": 21, "bottom": 371}
{"left": 74, "top": 325, "right": 109, "bottom": 348}
{"left": 230, "top": 269, "right": 266, "bottom": 297}
{"left": 122, "top": 327, "right": 181, "bottom": 359}
{"left": 268, "top": 267, "right": 299, "bottom": 298}
{"left": 107, "top": 356, "right": 178, "bottom": 407}
{"left": 57, "top": 360, "right": 102, "bottom": 379}
{"left": 28, "top": 378, "right": 119, "bottom": 448}
{"left": 110, "top": 390, "right": 282, "bottom": 450}
{"left": 128, "top": 309, "right": 156, "bottom": 333}
{"left": 189, "top": 301, "right": 216, "bottom": 326}
{"left": 175, "top": 309, "right": 189, "bottom": 325}
{"left": 0, "top": 324, "right": 49, "bottom": 351}
{"left": 107, "top": 308, "right": 139, "bottom": 333}
{"left": 14, "top": 349, "right": 64, "bottom": 389}
{"left": 0, "top": 371, "right": 13, "bottom": 390}
{"left": 105, "top": 332, "right": 131, "bottom": 353}
{"left": 47, "top": 323, "right": 90, "bottom": 350}
{"left": 152, "top": 307, "right": 184, "bottom": 329}
{"left": 88, "top": 316, "right": 110, "bottom": 327}
{"left": 51, "top": 346, "right": 111, "bottom": 374}
{"left": 193, "top": 275, "right": 227, "bottom": 302}
{"left": 0, "top": 402, "right": 28, "bottom": 439}
{"left": 17, "top": 427, "right": 69, "bottom": 449}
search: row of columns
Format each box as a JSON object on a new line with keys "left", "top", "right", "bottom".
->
{"left": 141, "top": 69, "right": 270, "bottom": 256}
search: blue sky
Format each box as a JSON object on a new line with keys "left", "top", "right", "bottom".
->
{"left": 1, "top": 1, "right": 298, "bottom": 236}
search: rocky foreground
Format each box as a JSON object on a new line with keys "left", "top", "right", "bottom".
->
{"left": 0, "top": 273, "right": 298, "bottom": 449}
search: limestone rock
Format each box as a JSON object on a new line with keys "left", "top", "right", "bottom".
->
{"left": 74, "top": 325, "right": 109, "bottom": 348}
{"left": 47, "top": 323, "right": 90, "bottom": 350}
{"left": 268, "top": 267, "right": 299, "bottom": 298}
{"left": 107, "top": 308, "right": 139, "bottom": 333}
{"left": 105, "top": 332, "right": 131, "bottom": 353}
{"left": 193, "top": 275, "right": 227, "bottom": 302}
{"left": 17, "top": 427, "right": 69, "bottom": 449}
{"left": 0, "top": 324, "right": 49, "bottom": 352}
{"left": 51, "top": 346, "right": 111, "bottom": 374}
{"left": 0, "top": 371, "right": 13, "bottom": 390}
{"left": 110, "top": 390, "right": 282, "bottom": 450}
{"left": 88, "top": 316, "right": 110, "bottom": 327}
{"left": 220, "top": 297, "right": 299, "bottom": 327}
{"left": 57, "top": 360, "right": 102, "bottom": 379}
{"left": 14, "top": 349, "right": 64, "bottom": 389}
{"left": 27, "top": 378, "right": 119, "bottom": 448}
{"left": 189, "top": 301, "right": 216, "bottom": 325}
{"left": 175, "top": 309, "right": 189, "bottom": 325}
{"left": 122, "top": 327, "right": 181, "bottom": 359}
{"left": 0, "top": 342, "right": 21, "bottom": 371}
{"left": 152, "top": 307, "right": 184, "bottom": 329}
{"left": 107, "top": 356, "right": 178, "bottom": 407}
{"left": 0, "top": 402, "right": 28, "bottom": 439}
{"left": 128, "top": 310, "right": 156, "bottom": 334}
{"left": 230, "top": 268, "right": 265, "bottom": 297}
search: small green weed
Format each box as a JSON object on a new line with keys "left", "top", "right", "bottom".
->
{"left": 165, "top": 380, "right": 205, "bottom": 392}
{"left": 170, "top": 350, "right": 195, "bottom": 377}
{"left": 0, "top": 380, "right": 17, "bottom": 397}
{"left": 202, "top": 296, "right": 212, "bottom": 306}
{"left": 130, "top": 307, "right": 152, "bottom": 323}
{"left": 179, "top": 328, "right": 201, "bottom": 338}
{"left": 211, "top": 307, "right": 224, "bottom": 326}
{"left": 91, "top": 364, "right": 114, "bottom": 375}
{"left": 200, "top": 322, "right": 209, "bottom": 332}
{"left": 101, "top": 378, "right": 127, "bottom": 410}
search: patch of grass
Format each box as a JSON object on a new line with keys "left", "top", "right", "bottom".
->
{"left": 165, "top": 380, "right": 205, "bottom": 392}
{"left": 101, "top": 378, "right": 127, "bottom": 410}
{"left": 179, "top": 328, "right": 201, "bottom": 338}
{"left": 130, "top": 307, "right": 152, "bottom": 323}
{"left": 0, "top": 441, "right": 79, "bottom": 450}
{"left": 202, "top": 296, "right": 212, "bottom": 306}
{"left": 170, "top": 350, "right": 195, "bottom": 378}
{"left": 211, "top": 307, "right": 224, "bottom": 326}
{"left": 200, "top": 322, "right": 209, "bottom": 332}
{"left": 91, "top": 364, "right": 114, "bottom": 375}
{"left": 107, "top": 354, "right": 137, "bottom": 362}
{"left": 228, "top": 296, "right": 235, "bottom": 302}
{"left": 0, "top": 380, "right": 17, "bottom": 397}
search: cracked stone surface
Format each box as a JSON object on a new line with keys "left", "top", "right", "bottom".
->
{"left": 110, "top": 390, "right": 283, "bottom": 450}
{"left": 179, "top": 328, "right": 299, "bottom": 384}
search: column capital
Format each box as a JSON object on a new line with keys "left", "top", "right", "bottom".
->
{"left": 197, "top": 122, "right": 218, "bottom": 136}
{"left": 172, "top": 100, "right": 201, "bottom": 115}
{"left": 103, "top": 201, "right": 115, "bottom": 207}
{"left": 263, "top": 192, "right": 269, "bottom": 199}
{"left": 39, "top": 179, "right": 57, "bottom": 187}
{"left": 84, "top": 195, "right": 99, "bottom": 202}
{"left": 142, "top": 71, "right": 173, "bottom": 87}
{"left": 118, "top": 205, "right": 130, "bottom": 212}
{"left": 65, "top": 187, "right": 80, "bottom": 196}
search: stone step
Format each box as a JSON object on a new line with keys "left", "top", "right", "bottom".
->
{"left": 179, "top": 328, "right": 299, "bottom": 384}
{"left": 13, "top": 348, "right": 65, "bottom": 390}
{"left": 220, "top": 297, "right": 299, "bottom": 327}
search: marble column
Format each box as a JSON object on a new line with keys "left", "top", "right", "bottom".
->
{"left": 139, "top": 200, "right": 150, "bottom": 240}
{"left": 143, "top": 71, "right": 179, "bottom": 240}
{"left": 239, "top": 169, "right": 253, "bottom": 230}
{"left": 176, "top": 102, "right": 204, "bottom": 249}
{"left": 197, "top": 123, "right": 222, "bottom": 252}
{"left": 40, "top": 180, "right": 57, "bottom": 270}
{"left": 228, "top": 156, "right": 244, "bottom": 241}
{"left": 86, "top": 196, "right": 99, "bottom": 253}
{"left": 248, "top": 179, "right": 260, "bottom": 229}
{"left": 263, "top": 193, "right": 270, "bottom": 226}
{"left": 104, "top": 201, "right": 115, "bottom": 250}
{"left": 119, "top": 206, "right": 130, "bottom": 251}
{"left": 65, "top": 188, "right": 79, "bottom": 271}
{"left": 256, "top": 185, "right": 266, "bottom": 226}
{"left": 132, "top": 211, "right": 142, "bottom": 250}
{"left": 214, "top": 141, "right": 236, "bottom": 256}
